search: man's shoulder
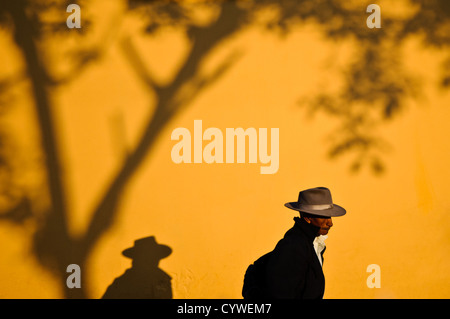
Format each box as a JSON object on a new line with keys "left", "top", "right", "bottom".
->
{"left": 274, "top": 225, "right": 310, "bottom": 252}
{"left": 284, "top": 222, "right": 309, "bottom": 240}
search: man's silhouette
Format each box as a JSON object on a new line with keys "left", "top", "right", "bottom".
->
{"left": 102, "top": 236, "right": 173, "bottom": 299}
{"left": 243, "top": 187, "right": 346, "bottom": 299}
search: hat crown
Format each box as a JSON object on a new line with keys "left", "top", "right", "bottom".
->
{"left": 122, "top": 236, "right": 172, "bottom": 259}
{"left": 298, "top": 187, "right": 333, "bottom": 205}
{"left": 284, "top": 186, "right": 346, "bottom": 217}
{"left": 133, "top": 236, "right": 157, "bottom": 249}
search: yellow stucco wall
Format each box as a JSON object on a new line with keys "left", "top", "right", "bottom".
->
{"left": 0, "top": 0, "right": 449, "bottom": 299}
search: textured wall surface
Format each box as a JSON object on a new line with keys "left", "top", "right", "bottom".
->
{"left": 0, "top": 0, "right": 449, "bottom": 299}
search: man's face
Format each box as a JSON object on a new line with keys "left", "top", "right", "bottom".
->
{"left": 305, "top": 216, "right": 333, "bottom": 235}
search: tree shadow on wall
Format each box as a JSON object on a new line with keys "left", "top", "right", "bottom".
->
{"left": 102, "top": 236, "right": 173, "bottom": 299}
{"left": 0, "top": 0, "right": 449, "bottom": 299}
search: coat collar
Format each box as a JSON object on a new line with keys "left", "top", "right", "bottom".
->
{"left": 293, "top": 216, "right": 320, "bottom": 242}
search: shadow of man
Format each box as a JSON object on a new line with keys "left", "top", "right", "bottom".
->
{"left": 102, "top": 236, "right": 173, "bottom": 299}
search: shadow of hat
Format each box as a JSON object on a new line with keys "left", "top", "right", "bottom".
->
{"left": 122, "top": 236, "right": 172, "bottom": 259}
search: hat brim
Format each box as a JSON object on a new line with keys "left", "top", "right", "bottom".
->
{"left": 284, "top": 202, "right": 346, "bottom": 217}
{"left": 122, "top": 245, "right": 172, "bottom": 259}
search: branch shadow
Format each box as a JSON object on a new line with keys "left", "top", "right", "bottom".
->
{"left": 0, "top": 0, "right": 449, "bottom": 298}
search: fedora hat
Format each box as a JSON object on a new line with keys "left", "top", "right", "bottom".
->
{"left": 122, "top": 236, "right": 172, "bottom": 259}
{"left": 284, "top": 187, "right": 346, "bottom": 217}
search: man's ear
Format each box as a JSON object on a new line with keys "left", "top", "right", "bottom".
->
{"left": 303, "top": 216, "right": 311, "bottom": 223}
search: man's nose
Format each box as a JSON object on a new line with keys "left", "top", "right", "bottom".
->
{"left": 328, "top": 218, "right": 333, "bottom": 227}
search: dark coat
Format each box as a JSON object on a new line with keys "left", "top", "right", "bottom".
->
{"left": 264, "top": 217, "right": 325, "bottom": 299}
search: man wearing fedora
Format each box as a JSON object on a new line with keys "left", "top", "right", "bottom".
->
{"left": 264, "top": 186, "right": 346, "bottom": 299}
